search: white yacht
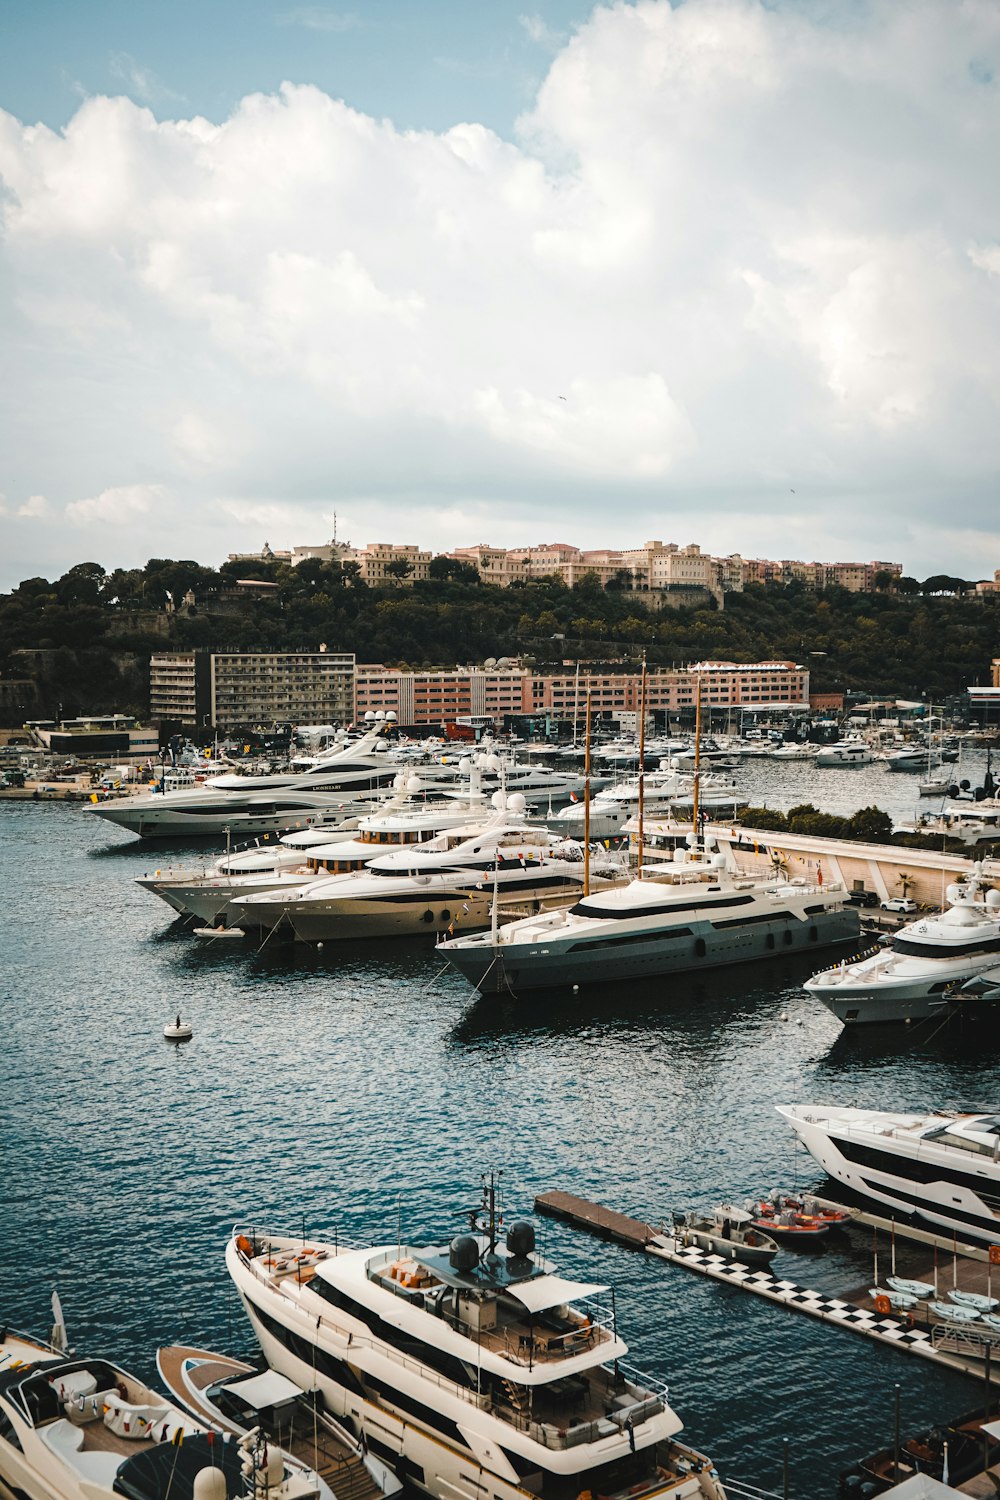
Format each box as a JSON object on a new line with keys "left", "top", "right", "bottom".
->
{"left": 225, "top": 1184, "right": 727, "bottom": 1500}
{"left": 804, "top": 867, "right": 1000, "bottom": 1024}
{"left": 437, "top": 837, "right": 858, "bottom": 994}
{"left": 230, "top": 797, "right": 623, "bottom": 941}
{"left": 814, "top": 740, "right": 873, "bottom": 768}
{"left": 894, "top": 799, "right": 1000, "bottom": 849}
{"left": 776, "top": 1105, "right": 1000, "bottom": 1247}
{"left": 884, "top": 747, "right": 926, "bottom": 772}
{"left": 0, "top": 1324, "right": 326, "bottom": 1500}
{"left": 87, "top": 730, "right": 401, "bottom": 839}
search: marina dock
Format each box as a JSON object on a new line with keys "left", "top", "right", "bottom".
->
{"left": 536, "top": 1190, "right": 1000, "bottom": 1384}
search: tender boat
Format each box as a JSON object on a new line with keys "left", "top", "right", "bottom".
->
{"left": 437, "top": 835, "right": 858, "bottom": 995}
{"left": 949, "top": 1289, "right": 999, "bottom": 1312}
{"left": 886, "top": 1276, "right": 936, "bottom": 1298}
{"left": 0, "top": 1323, "right": 326, "bottom": 1500}
{"left": 776, "top": 1104, "right": 1000, "bottom": 1247}
{"left": 225, "top": 1180, "right": 728, "bottom": 1500}
{"left": 769, "top": 1193, "right": 851, "bottom": 1227}
{"left": 928, "top": 1300, "right": 982, "bottom": 1324}
{"left": 660, "top": 1207, "right": 778, "bottom": 1267}
{"left": 803, "top": 865, "right": 1000, "bottom": 1025}
{"left": 746, "top": 1199, "right": 830, "bottom": 1239}
{"left": 869, "top": 1286, "right": 918, "bottom": 1312}
{"left": 156, "top": 1346, "right": 400, "bottom": 1500}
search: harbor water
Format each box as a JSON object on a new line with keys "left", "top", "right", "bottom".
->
{"left": 2, "top": 757, "right": 998, "bottom": 1497}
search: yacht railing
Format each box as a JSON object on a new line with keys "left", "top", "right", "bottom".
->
{"left": 808, "top": 944, "right": 886, "bottom": 978}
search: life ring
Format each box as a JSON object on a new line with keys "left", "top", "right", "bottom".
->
{"left": 990, "top": 1245, "right": 1000, "bottom": 1265}
{"left": 874, "top": 1295, "right": 892, "bottom": 1316}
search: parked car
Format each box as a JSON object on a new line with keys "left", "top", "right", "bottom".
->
{"left": 881, "top": 897, "right": 918, "bottom": 913}
{"left": 847, "top": 889, "right": 879, "bottom": 907}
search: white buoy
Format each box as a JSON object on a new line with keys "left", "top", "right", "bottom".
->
{"left": 572, "top": 984, "right": 579, "bottom": 993}
{"left": 164, "top": 1015, "right": 193, "bottom": 1042}
{"left": 780, "top": 1013, "right": 789, "bottom": 1021}
{"left": 317, "top": 942, "right": 324, "bottom": 950}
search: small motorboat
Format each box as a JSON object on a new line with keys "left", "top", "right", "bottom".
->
{"left": 163, "top": 1015, "right": 193, "bottom": 1042}
{"left": 870, "top": 1286, "right": 918, "bottom": 1312}
{"left": 747, "top": 1197, "right": 831, "bottom": 1239}
{"left": 773, "top": 1192, "right": 852, "bottom": 1227}
{"left": 949, "top": 1289, "right": 1000, "bottom": 1312}
{"left": 887, "top": 1275, "right": 936, "bottom": 1299}
{"left": 666, "top": 1206, "right": 779, "bottom": 1267}
{"left": 929, "top": 1300, "right": 982, "bottom": 1324}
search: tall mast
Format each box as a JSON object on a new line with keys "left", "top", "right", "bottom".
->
{"left": 692, "top": 672, "right": 702, "bottom": 843}
{"left": 583, "top": 687, "right": 592, "bottom": 897}
{"left": 637, "top": 658, "right": 647, "bottom": 881}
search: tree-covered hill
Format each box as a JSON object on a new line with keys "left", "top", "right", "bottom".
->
{"left": 0, "top": 557, "right": 996, "bottom": 718}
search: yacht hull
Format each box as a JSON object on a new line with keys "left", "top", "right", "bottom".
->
{"left": 777, "top": 1107, "right": 1000, "bottom": 1246}
{"left": 445, "top": 907, "right": 858, "bottom": 994}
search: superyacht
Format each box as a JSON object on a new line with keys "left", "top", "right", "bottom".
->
{"left": 225, "top": 1180, "right": 727, "bottom": 1500}
{"left": 804, "top": 866, "right": 1000, "bottom": 1024}
{"left": 437, "top": 834, "right": 857, "bottom": 995}
{"left": 776, "top": 1105, "right": 1000, "bottom": 1247}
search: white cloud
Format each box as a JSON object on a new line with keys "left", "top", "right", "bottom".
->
{"left": 17, "top": 494, "right": 50, "bottom": 518}
{"left": 65, "top": 484, "right": 168, "bottom": 526}
{"left": 2, "top": 0, "right": 1000, "bottom": 584}
{"left": 518, "top": 15, "right": 564, "bottom": 50}
{"left": 109, "top": 52, "right": 186, "bottom": 107}
{"left": 277, "top": 8, "right": 361, "bottom": 34}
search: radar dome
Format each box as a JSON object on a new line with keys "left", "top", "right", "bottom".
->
{"left": 506, "top": 1220, "right": 536, "bottom": 1257}
{"left": 985, "top": 889, "right": 1000, "bottom": 910}
{"left": 460, "top": 757, "right": 472, "bottom": 772}
{"left": 385, "top": 710, "right": 397, "bottom": 721}
{"left": 712, "top": 853, "right": 726, "bottom": 869}
{"left": 507, "top": 792, "right": 527, "bottom": 814}
{"left": 194, "top": 1470, "right": 228, "bottom": 1500}
{"left": 491, "top": 790, "right": 507, "bottom": 810}
{"left": 449, "top": 1235, "right": 480, "bottom": 1272}
{"left": 375, "top": 739, "right": 389, "bottom": 752}
{"left": 364, "top": 711, "right": 376, "bottom": 722}
{"left": 407, "top": 776, "right": 423, "bottom": 794}
{"left": 946, "top": 884, "right": 962, "bottom": 904}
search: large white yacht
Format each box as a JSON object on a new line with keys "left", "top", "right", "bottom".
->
{"left": 776, "top": 1104, "right": 1000, "bottom": 1247}
{"left": 804, "top": 867, "right": 1000, "bottom": 1024}
{"left": 229, "top": 797, "right": 623, "bottom": 941}
{"left": 436, "top": 837, "right": 858, "bottom": 994}
{"left": 814, "top": 740, "right": 873, "bottom": 768}
{"left": 225, "top": 1182, "right": 727, "bottom": 1500}
{"left": 87, "top": 730, "right": 401, "bottom": 839}
{"left": 0, "top": 1323, "right": 326, "bottom": 1500}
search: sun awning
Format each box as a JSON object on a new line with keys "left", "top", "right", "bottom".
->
{"left": 226, "top": 1370, "right": 304, "bottom": 1407}
{"left": 506, "top": 1276, "right": 607, "bottom": 1314}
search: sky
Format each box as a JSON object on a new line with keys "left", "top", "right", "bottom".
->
{"left": 1, "top": 0, "right": 1000, "bottom": 590}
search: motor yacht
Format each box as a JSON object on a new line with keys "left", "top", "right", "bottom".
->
{"left": 894, "top": 799, "right": 1000, "bottom": 849}
{"left": 156, "top": 1345, "right": 400, "bottom": 1500}
{"left": 0, "top": 1324, "right": 326, "bottom": 1500}
{"left": 804, "top": 866, "right": 1000, "bottom": 1024}
{"left": 87, "top": 730, "right": 401, "bottom": 839}
{"left": 814, "top": 741, "right": 873, "bottom": 768}
{"left": 230, "top": 796, "right": 624, "bottom": 941}
{"left": 225, "top": 1181, "right": 727, "bottom": 1500}
{"left": 775, "top": 1105, "right": 1000, "bottom": 1247}
{"left": 436, "top": 836, "right": 858, "bottom": 994}
{"left": 884, "top": 747, "right": 927, "bottom": 772}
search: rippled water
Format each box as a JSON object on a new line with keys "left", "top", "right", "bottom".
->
{"left": 2, "top": 767, "right": 997, "bottom": 1497}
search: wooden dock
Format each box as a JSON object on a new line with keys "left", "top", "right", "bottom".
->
{"left": 534, "top": 1190, "right": 657, "bottom": 1249}
{"left": 537, "top": 1188, "right": 1000, "bottom": 1384}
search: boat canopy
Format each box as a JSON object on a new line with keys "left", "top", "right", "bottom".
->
{"left": 505, "top": 1275, "right": 608, "bottom": 1314}
{"left": 225, "top": 1369, "right": 304, "bottom": 1407}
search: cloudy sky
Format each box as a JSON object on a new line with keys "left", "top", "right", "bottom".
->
{"left": 2, "top": 0, "right": 999, "bottom": 589}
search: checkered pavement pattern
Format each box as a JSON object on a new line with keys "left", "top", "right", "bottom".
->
{"left": 668, "top": 1243, "right": 933, "bottom": 1347}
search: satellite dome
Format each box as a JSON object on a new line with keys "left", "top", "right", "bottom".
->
{"left": 407, "top": 776, "right": 423, "bottom": 794}
{"left": 506, "top": 1220, "right": 536, "bottom": 1257}
{"left": 385, "top": 710, "right": 398, "bottom": 721}
{"left": 449, "top": 1235, "right": 480, "bottom": 1272}
{"left": 507, "top": 792, "right": 527, "bottom": 814}
{"left": 364, "top": 711, "right": 376, "bottom": 722}
{"left": 484, "top": 657, "right": 497, "bottom": 669}
{"left": 491, "top": 790, "right": 507, "bottom": 810}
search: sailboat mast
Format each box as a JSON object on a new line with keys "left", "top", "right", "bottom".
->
{"left": 637, "top": 658, "right": 648, "bottom": 881}
{"left": 583, "top": 688, "right": 592, "bottom": 897}
{"left": 692, "top": 673, "right": 702, "bottom": 841}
